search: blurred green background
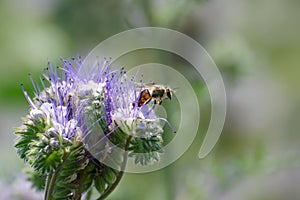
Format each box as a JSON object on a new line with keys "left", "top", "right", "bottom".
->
{"left": 1, "top": 0, "right": 300, "bottom": 199}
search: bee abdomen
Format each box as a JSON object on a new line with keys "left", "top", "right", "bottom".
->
{"left": 151, "top": 89, "right": 164, "bottom": 98}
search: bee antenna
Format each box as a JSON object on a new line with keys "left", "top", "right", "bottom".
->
{"left": 171, "top": 87, "right": 179, "bottom": 93}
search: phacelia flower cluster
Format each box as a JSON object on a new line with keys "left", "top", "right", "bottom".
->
{"left": 15, "top": 57, "right": 172, "bottom": 199}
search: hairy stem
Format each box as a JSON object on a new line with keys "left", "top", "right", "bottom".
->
{"left": 97, "top": 136, "right": 132, "bottom": 200}
{"left": 45, "top": 150, "right": 71, "bottom": 200}
{"left": 86, "top": 188, "right": 93, "bottom": 200}
{"left": 74, "top": 169, "right": 84, "bottom": 200}
{"left": 44, "top": 172, "right": 52, "bottom": 200}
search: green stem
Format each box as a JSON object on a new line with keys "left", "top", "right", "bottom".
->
{"left": 45, "top": 149, "right": 71, "bottom": 200}
{"left": 74, "top": 169, "right": 84, "bottom": 200}
{"left": 97, "top": 136, "right": 132, "bottom": 200}
{"left": 85, "top": 188, "right": 93, "bottom": 200}
{"left": 44, "top": 172, "right": 52, "bottom": 200}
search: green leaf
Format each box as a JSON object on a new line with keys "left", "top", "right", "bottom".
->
{"left": 50, "top": 143, "right": 89, "bottom": 200}
{"left": 27, "top": 170, "right": 46, "bottom": 191}
{"left": 129, "top": 136, "right": 163, "bottom": 165}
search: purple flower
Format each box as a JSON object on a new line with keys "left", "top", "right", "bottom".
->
{"left": 101, "top": 66, "right": 166, "bottom": 138}
{"left": 15, "top": 56, "right": 175, "bottom": 199}
{"left": 21, "top": 57, "right": 170, "bottom": 161}
{"left": 22, "top": 57, "right": 106, "bottom": 144}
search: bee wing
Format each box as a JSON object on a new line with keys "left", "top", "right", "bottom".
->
{"left": 138, "top": 89, "right": 152, "bottom": 107}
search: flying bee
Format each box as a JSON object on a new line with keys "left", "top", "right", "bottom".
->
{"left": 133, "top": 84, "right": 177, "bottom": 133}
{"left": 135, "top": 84, "right": 173, "bottom": 107}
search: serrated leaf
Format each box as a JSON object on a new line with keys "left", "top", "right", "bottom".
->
{"left": 94, "top": 174, "right": 107, "bottom": 194}
{"left": 103, "top": 167, "right": 117, "bottom": 184}
{"left": 27, "top": 171, "right": 46, "bottom": 191}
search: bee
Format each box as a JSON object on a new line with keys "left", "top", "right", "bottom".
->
{"left": 134, "top": 84, "right": 177, "bottom": 133}
{"left": 135, "top": 84, "right": 173, "bottom": 107}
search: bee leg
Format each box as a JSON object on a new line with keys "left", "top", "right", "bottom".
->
{"left": 145, "top": 104, "right": 156, "bottom": 117}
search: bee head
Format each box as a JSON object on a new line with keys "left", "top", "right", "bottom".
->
{"left": 166, "top": 88, "right": 172, "bottom": 100}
